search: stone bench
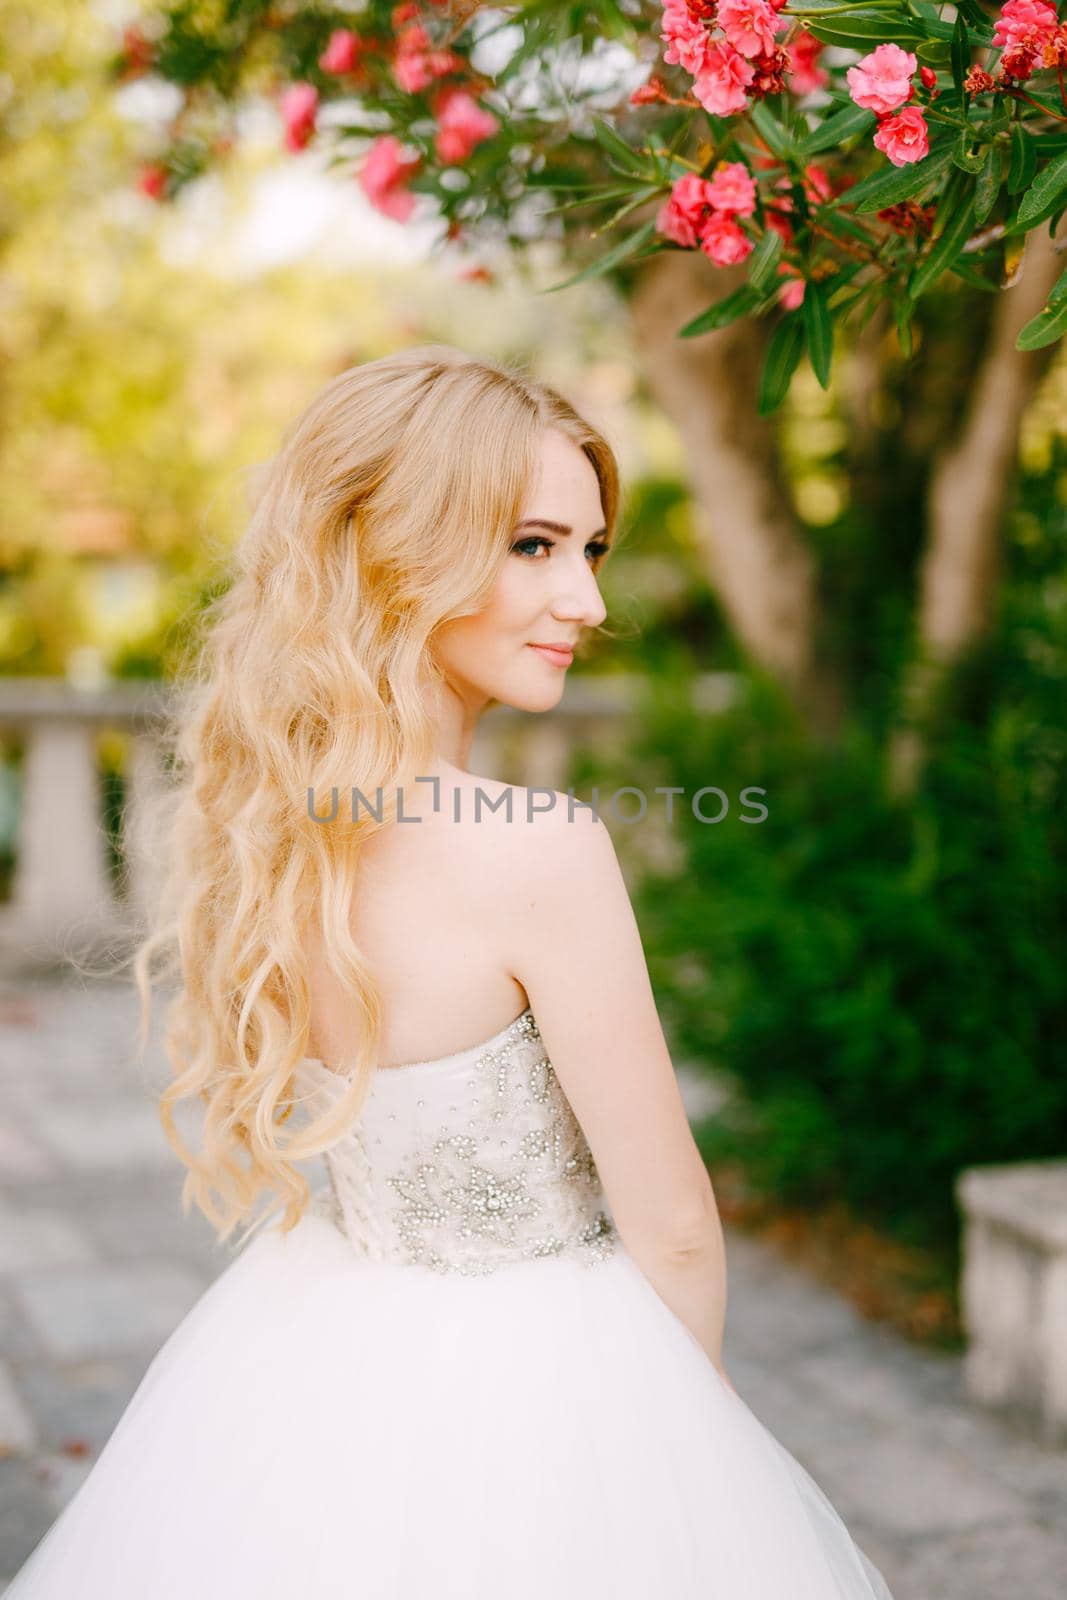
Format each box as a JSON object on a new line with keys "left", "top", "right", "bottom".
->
{"left": 956, "top": 1158, "right": 1067, "bottom": 1445}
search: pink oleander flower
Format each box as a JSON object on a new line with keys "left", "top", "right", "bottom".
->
{"left": 1039, "top": 20, "right": 1067, "bottom": 66}
{"left": 999, "top": 43, "right": 1040, "bottom": 77}
{"left": 137, "top": 161, "right": 167, "bottom": 199}
{"left": 787, "top": 29, "right": 829, "bottom": 94}
{"left": 358, "top": 134, "right": 422, "bottom": 220}
{"left": 706, "top": 160, "right": 757, "bottom": 217}
{"left": 660, "top": 0, "right": 717, "bottom": 77}
{"left": 280, "top": 83, "right": 318, "bottom": 152}
{"left": 847, "top": 43, "right": 917, "bottom": 115}
{"left": 699, "top": 210, "right": 754, "bottom": 266}
{"left": 693, "top": 40, "right": 757, "bottom": 116}
{"left": 777, "top": 265, "right": 806, "bottom": 309}
{"left": 122, "top": 25, "right": 154, "bottom": 77}
{"left": 320, "top": 29, "right": 361, "bottom": 75}
{"left": 873, "top": 104, "right": 930, "bottom": 165}
{"left": 803, "top": 163, "right": 834, "bottom": 204}
{"left": 717, "top": 0, "right": 783, "bottom": 60}
{"left": 766, "top": 208, "right": 795, "bottom": 245}
{"left": 993, "top": 0, "right": 1058, "bottom": 49}
{"left": 393, "top": 23, "right": 462, "bottom": 93}
{"left": 434, "top": 88, "right": 500, "bottom": 164}
{"left": 655, "top": 172, "right": 717, "bottom": 247}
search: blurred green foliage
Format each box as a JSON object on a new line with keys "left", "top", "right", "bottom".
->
{"left": 589, "top": 438, "right": 1067, "bottom": 1258}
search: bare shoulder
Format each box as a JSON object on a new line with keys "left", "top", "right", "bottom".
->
{"left": 444, "top": 771, "right": 612, "bottom": 885}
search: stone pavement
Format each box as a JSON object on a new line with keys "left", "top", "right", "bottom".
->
{"left": 0, "top": 976, "right": 1064, "bottom": 1596}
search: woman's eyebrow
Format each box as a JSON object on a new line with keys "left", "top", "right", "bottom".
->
{"left": 514, "top": 518, "right": 609, "bottom": 539}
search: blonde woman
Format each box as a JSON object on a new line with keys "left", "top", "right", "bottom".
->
{"left": 6, "top": 346, "right": 894, "bottom": 1598}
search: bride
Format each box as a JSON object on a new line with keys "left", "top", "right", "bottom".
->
{"left": 6, "top": 344, "right": 894, "bottom": 1597}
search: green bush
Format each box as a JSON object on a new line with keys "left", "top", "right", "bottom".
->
{"left": 610, "top": 484, "right": 1067, "bottom": 1255}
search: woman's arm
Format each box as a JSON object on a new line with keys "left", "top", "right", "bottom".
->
{"left": 500, "top": 795, "right": 732, "bottom": 1381}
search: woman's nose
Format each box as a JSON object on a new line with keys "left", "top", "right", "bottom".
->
{"left": 552, "top": 560, "right": 606, "bottom": 628}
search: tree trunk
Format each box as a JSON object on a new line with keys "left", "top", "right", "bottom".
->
{"left": 889, "top": 219, "right": 1067, "bottom": 794}
{"left": 628, "top": 249, "right": 844, "bottom": 737}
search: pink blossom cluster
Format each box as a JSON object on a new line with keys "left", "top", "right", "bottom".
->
{"left": 992, "top": 0, "right": 1067, "bottom": 80}
{"left": 358, "top": 135, "right": 423, "bottom": 220}
{"left": 272, "top": 0, "right": 502, "bottom": 222}
{"left": 764, "top": 162, "right": 836, "bottom": 306}
{"left": 280, "top": 83, "right": 320, "bottom": 153}
{"left": 660, "top": 0, "right": 802, "bottom": 115}
{"left": 392, "top": 19, "right": 464, "bottom": 94}
{"left": 354, "top": 80, "right": 501, "bottom": 218}
{"left": 319, "top": 29, "right": 364, "bottom": 76}
{"left": 846, "top": 44, "right": 930, "bottom": 167}
{"left": 786, "top": 30, "right": 829, "bottom": 95}
{"left": 433, "top": 86, "right": 500, "bottom": 165}
{"left": 655, "top": 162, "right": 757, "bottom": 265}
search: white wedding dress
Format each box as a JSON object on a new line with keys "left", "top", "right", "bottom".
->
{"left": 6, "top": 1006, "right": 894, "bottom": 1597}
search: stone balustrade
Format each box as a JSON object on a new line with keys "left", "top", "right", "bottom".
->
{"left": 955, "top": 1159, "right": 1067, "bottom": 1445}
{"left": 0, "top": 671, "right": 738, "bottom": 971}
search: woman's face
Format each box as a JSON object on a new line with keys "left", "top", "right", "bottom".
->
{"left": 433, "top": 428, "right": 611, "bottom": 715}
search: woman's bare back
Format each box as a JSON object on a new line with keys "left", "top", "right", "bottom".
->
{"left": 306, "top": 762, "right": 552, "bottom": 1070}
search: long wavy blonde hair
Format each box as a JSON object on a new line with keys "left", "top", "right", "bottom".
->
{"left": 133, "top": 344, "right": 621, "bottom": 1247}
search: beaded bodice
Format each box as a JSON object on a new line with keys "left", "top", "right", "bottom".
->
{"left": 296, "top": 1008, "right": 617, "bottom": 1277}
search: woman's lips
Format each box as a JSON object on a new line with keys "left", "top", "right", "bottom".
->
{"left": 528, "top": 643, "right": 574, "bottom": 668}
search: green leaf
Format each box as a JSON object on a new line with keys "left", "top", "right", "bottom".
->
{"left": 544, "top": 183, "right": 648, "bottom": 218}
{"left": 679, "top": 285, "right": 761, "bottom": 338}
{"left": 950, "top": 13, "right": 970, "bottom": 98}
{"left": 952, "top": 128, "right": 986, "bottom": 175}
{"left": 818, "top": 209, "right": 881, "bottom": 246}
{"left": 823, "top": 260, "right": 866, "bottom": 301}
{"left": 806, "top": 10, "right": 927, "bottom": 49}
{"left": 757, "top": 314, "right": 805, "bottom": 415}
{"left": 907, "top": 3, "right": 993, "bottom": 44}
{"left": 749, "top": 100, "right": 793, "bottom": 161}
{"left": 543, "top": 220, "right": 657, "bottom": 293}
{"left": 948, "top": 258, "right": 1002, "bottom": 291}
{"left": 748, "top": 226, "right": 784, "bottom": 292}
{"left": 1014, "top": 264, "right": 1067, "bottom": 350}
{"left": 894, "top": 298, "right": 914, "bottom": 357}
{"left": 1010, "top": 147, "right": 1067, "bottom": 233}
{"left": 953, "top": 0, "right": 998, "bottom": 30}
{"left": 1015, "top": 286, "right": 1067, "bottom": 350}
{"left": 806, "top": 14, "right": 925, "bottom": 48}
{"left": 591, "top": 117, "right": 648, "bottom": 177}
{"left": 1015, "top": 88, "right": 1067, "bottom": 117}
{"left": 909, "top": 185, "right": 977, "bottom": 299}
{"left": 797, "top": 102, "right": 876, "bottom": 158}
{"left": 802, "top": 280, "right": 833, "bottom": 388}
{"left": 840, "top": 143, "right": 954, "bottom": 214}
{"left": 915, "top": 39, "right": 952, "bottom": 66}
{"left": 1008, "top": 125, "right": 1037, "bottom": 195}
{"left": 601, "top": 184, "right": 667, "bottom": 228}
{"left": 974, "top": 144, "right": 1000, "bottom": 225}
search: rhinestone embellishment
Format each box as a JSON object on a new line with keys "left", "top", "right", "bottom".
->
{"left": 303, "top": 1010, "right": 616, "bottom": 1277}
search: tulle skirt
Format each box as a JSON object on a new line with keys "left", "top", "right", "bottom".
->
{"left": 5, "top": 1200, "right": 894, "bottom": 1597}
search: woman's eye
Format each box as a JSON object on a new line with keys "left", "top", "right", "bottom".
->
{"left": 512, "top": 536, "right": 611, "bottom": 564}
{"left": 512, "top": 537, "right": 550, "bottom": 558}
